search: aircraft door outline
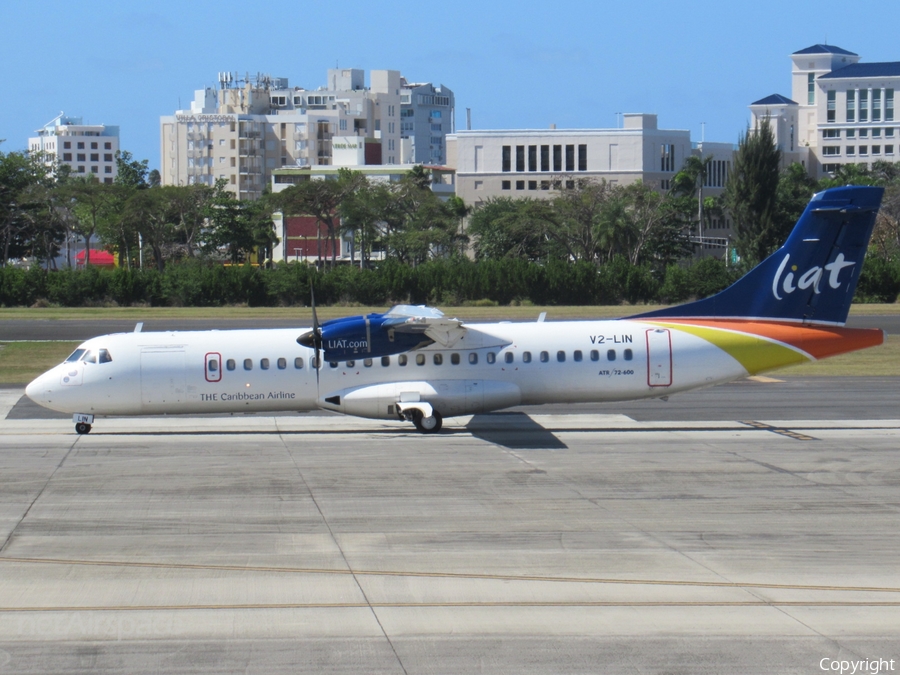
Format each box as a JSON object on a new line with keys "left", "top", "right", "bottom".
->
{"left": 646, "top": 328, "right": 673, "bottom": 387}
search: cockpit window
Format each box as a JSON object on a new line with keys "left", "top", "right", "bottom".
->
{"left": 82, "top": 350, "right": 97, "bottom": 364}
{"left": 65, "top": 349, "right": 87, "bottom": 363}
{"left": 98, "top": 349, "right": 112, "bottom": 363}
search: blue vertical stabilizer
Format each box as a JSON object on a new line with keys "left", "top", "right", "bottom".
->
{"left": 630, "top": 186, "right": 884, "bottom": 325}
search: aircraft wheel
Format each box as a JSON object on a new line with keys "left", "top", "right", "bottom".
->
{"left": 75, "top": 422, "right": 92, "bottom": 435}
{"left": 412, "top": 410, "right": 442, "bottom": 434}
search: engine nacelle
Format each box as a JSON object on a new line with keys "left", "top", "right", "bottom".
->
{"left": 318, "top": 379, "right": 522, "bottom": 419}
{"left": 298, "top": 312, "right": 432, "bottom": 361}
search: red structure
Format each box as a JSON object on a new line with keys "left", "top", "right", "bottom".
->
{"left": 283, "top": 215, "right": 327, "bottom": 262}
{"left": 75, "top": 250, "right": 116, "bottom": 267}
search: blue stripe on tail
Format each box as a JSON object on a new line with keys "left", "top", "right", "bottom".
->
{"left": 629, "top": 186, "right": 884, "bottom": 326}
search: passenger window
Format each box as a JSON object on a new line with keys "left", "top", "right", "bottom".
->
{"left": 398, "top": 354, "right": 408, "bottom": 366}
{"left": 557, "top": 350, "right": 566, "bottom": 362}
{"left": 82, "top": 350, "right": 97, "bottom": 364}
{"left": 486, "top": 352, "right": 496, "bottom": 364}
{"left": 504, "top": 352, "right": 514, "bottom": 364}
{"left": 206, "top": 353, "right": 222, "bottom": 382}
{"left": 469, "top": 353, "right": 478, "bottom": 365}
{"left": 294, "top": 357, "right": 304, "bottom": 369}
{"left": 277, "top": 358, "right": 287, "bottom": 370}
{"left": 573, "top": 350, "right": 582, "bottom": 362}
{"left": 624, "top": 349, "right": 633, "bottom": 361}
{"left": 607, "top": 349, "right": 616, "bottom": 361}
{"left": 347, "top": 360, "right": 355, "bottom": 368}
{"left": 226, "top": 359, "right": 236, "bottom": 371}
{"left": 523, "top": 351, "right": 532, "bottom": 363}
{"left": 590, "top": 350, "right": 599, "bottom": 361}
{"left": 433, "top": 354, "right": 443, "bottom": 365}
{"left": 416, "top": 354, "right": 426, "bottom": 366}
{"left": 451, "top": 353, "right": 460, "bottom": 365}
{"left": 98, "top": 349, "right": 112, "bottom": 363}
{"left": 244, "top": 358, "right": 253, "bottom": 370}
{"left": 65, "top": 349, "right": 87, "bottom": 363}
{"left": 364, "top": 358, "right": 373, "bottom": 367}
{"left": 260, "top": 358, "right": 270, "bottom": 370}
{"left": 540, "top": 351, "right": 549, "bottom": 363}
{"left": 381, "top": 356, "right": 391, "bottom": 367}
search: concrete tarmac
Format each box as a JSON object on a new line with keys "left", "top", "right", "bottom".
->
{"left": 0, "top": 396, "right": 898, "bottom": 673}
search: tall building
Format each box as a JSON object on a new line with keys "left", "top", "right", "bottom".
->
{"left": 399, "top": 79, "right": 454, "bottom": 165}
{"left": 750, "top": 44, "right": 898, "bottom": 178}
{"left": 28, "top": 113, "right": 120, "bottom": 183}
{"left": 160, "top": 69, "right": 406, "bottom": 200}
{"left": 450, "top": 114, "right": 732, "bottom": 206}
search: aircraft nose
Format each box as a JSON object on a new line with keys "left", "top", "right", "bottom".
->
{"left": 25, "top": 372, "right": 52, "bottom": 404}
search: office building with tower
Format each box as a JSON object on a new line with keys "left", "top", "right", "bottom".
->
{"left": 750, "top": 44, "right": 898, "bottom": 178}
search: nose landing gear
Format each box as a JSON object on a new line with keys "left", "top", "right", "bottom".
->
{"left": 73, "top": 413, "right": 94, "bottom": 435}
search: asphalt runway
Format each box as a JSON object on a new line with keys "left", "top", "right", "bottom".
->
{"left": 0, "top": 390, "right": 899, "bottom": 673}
{"left": 1, "top": 313, "right": 898, "bottom": 342}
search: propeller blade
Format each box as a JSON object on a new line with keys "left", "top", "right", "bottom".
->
{"left": 310, "top": 281, "right": 321, "bottom": 386}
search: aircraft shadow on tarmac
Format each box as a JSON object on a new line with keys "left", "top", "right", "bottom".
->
{"left": 465, "top": 412, "right": 568, "bottom": 450}
{"left": 5, "top": 396, "right": 568, "bottom": 449}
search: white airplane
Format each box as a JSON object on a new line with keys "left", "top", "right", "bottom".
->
{"left": 26, "top": 186, "right": 886, "bottom": 435}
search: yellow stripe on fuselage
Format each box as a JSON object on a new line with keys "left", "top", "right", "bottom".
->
{"left": 648, "top": 322, "right": 811, "bottom": 375}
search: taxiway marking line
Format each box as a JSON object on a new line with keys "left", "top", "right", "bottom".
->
{"left": 741, "top": 420, "right": 818, "bottom": 441}
{"left": 3, "top": 601, "right": 900, "bottom": 612}
{"left": 1, "top": 556, "right": 899, "bottom": 594}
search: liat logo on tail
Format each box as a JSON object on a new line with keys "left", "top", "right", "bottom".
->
{"left": 771, "top": 253, "right": 856, "bottom": 300}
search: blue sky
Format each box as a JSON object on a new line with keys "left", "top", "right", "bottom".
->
{"left": 2, "top": 0, "right": 897, "bottom": 172}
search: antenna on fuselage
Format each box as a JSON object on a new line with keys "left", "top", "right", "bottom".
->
{"left": 134, "top": 322, "right": 143, "bottom": 332}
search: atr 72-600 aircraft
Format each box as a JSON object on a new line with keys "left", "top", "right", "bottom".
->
{"left": 26, "top": 185, "right": 886, "bottom": 435}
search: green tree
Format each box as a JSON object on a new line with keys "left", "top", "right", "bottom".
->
{"left": 204, "top": 185, "right": 278, "bottom": 264}
{"left": 339, "top": 179, "right": 393, "bottom": 267}
{"left": 723, "top": 119, "right": 782, "bottom": 267}
{"left": 774, "top": 162, "right": 819, "bottom": 238}
{"left": 0, "top": 146, "right": 52, "bottom": 264}
{"left": 468, "top": 197, "right": 550, "bottom": 261}
{"left": 64, "top": 175, "right": 119, "bottom": 266}
{"left": 379, "top": 169, "right": 468, "bottom": 265}
{"left": 273, "top": 170, "right": 362, "bottom": 266}
{"left": 125, "top": 187, "right": 178, "bottom": 271}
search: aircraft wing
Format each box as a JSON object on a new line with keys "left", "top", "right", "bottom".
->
{"left": 382, "top": 305, "right": 467, "bottom": 348}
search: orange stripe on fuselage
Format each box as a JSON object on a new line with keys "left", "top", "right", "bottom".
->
{"left": 652, "top": 319, "right": 884, "bottom": 360}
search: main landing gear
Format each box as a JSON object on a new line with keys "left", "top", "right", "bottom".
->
{"left": 75, "top": 422, "right": 92, "bottom": 435}
{"left": 411, "top": 409, "right": 443, "bottom": 434}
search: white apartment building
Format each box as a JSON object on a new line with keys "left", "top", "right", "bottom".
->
{"left": 750, "top": 44, "right": 898, "bottom": 178}
{"left": 399, "top": 79, "right": 454, "bottom": 165}
{"left": 449, "top": 113, "right": 732, "bottom": 206}
{"left": 160, "top": 69, "right": 405, "bottom": 200}
{"left": 28, "top": 114, "right": 120, "bottom": 182}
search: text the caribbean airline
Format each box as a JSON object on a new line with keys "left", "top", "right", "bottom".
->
{"left": 25, "top": 185, "right": 886, "bottom": 434}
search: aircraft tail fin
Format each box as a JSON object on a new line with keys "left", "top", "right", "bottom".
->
{"left": 629, "top": 185, "right": 884, "bottom": 325}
